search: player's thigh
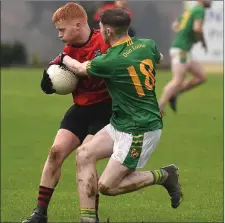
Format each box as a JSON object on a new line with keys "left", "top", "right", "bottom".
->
{"left": 77, "top": 126, "right": 114, "bottom": 161}
{"left": 87, "top": 100, "right": 112, "bottom": 137}
{"left": 188, "top": 60, "right": 206, "bottom": 79}
{"left": 80, "top": 100, "right": 112, "bottom": 155}
{"left": 52, "top": 129, "right": 80, "bottom": 158}
{"left": 82, "top": 134, "right": 94, "bottom": 144}
{"left": 170, "top": 48, "right": 189, "bottom": 83}
{"left": 99, "top": 158, "right": 132, "bottom": 189}
{"left": 60, "top": 104, "right": 89, "bottom": 145}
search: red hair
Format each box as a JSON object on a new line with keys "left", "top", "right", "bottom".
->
{"left": 52, "top": 2, "right": 87, "bottom": 24}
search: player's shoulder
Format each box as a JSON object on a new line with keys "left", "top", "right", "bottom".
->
{"left": 192, "top": 4, "right": 205, "bottom": 13}
{"left": 135, "top": 38, "right": 157, "bottom": 46}
{"left": 92, "top": 49, "right": 117, "bottom": 67}
{"left": 93, "top": 51, "right": 113, "bottom": 63}
{"left": 89, "top": 52, "right": 116, "bottom": 73}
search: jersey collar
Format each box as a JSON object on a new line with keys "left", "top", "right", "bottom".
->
{"left": 112, "top": 35, "right": 132, "bottom": 47}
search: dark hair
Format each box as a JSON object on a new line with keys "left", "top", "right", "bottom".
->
{"left": 100, "top": 8, "right": 131, "bottom": 35}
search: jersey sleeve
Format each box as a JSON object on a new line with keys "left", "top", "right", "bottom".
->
{"left": 149, "top": 40, "right": 161, "bottom": 64}
{"left": 154, "top": 43, "right": 161, "bottom": 64}
{"left": 86, "top": 54, "right": 114, "bottom": 78}
{"left": 193, "top": 7, "right": 205, "bottom": 20}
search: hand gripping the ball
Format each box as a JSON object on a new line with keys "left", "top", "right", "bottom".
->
{"left": 40, "top": 70, "right": 56, "bottom": 94}
{"left": 42, "top": 53, "right": 67, "bottom": 94}
{"left": 49, "top": 52, "right": 68, "bottom": 66}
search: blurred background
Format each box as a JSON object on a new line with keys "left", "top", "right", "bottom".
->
{"left": 1, "top": 0, "right": 223, "bottom": 70}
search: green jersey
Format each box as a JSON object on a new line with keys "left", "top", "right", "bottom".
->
{"left": 86, "top": 37, "right": 163, "bottom": 134}
{"left": 172, "top": 4, "right": 205, "bottom": 51}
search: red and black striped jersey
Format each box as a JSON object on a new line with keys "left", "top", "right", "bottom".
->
{"left": 63, "top": 29, "right": 111, "bottom": 106}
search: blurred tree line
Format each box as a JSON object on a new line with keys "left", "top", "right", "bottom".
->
{"left": 1, "top": 42, "right": 27, "bottom": 67}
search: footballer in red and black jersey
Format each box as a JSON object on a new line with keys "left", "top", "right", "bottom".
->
{"left": 63, "top": 29, "right": 111, "bottom": 106}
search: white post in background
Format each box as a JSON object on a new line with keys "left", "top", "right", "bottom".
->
{"left": 184, "top": 1, "right": 223, "bottom": 65}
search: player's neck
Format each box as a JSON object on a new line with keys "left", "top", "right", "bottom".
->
{"left": 72, "top": 25, "right": 91, "bottom": 45}
{"left": 197, "top": 2, "right": 204, "bottom": 7}
{"left": 115, "top": 2, "right": 126, "bottom": 9}
{"left": 110, "top": 34, "right": 130, "bottom": 46}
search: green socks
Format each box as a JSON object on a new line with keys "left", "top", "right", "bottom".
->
{"left": 151, "top": 169, "right": 168, "bottom": 184}
{"left": 80, "top": 208, "right": 96, "bottom": 221}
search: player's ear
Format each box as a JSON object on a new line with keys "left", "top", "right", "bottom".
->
{"left": 106, "top": 28, "right": 111, "bottom": 37}
{"left": 76, "top": 22, "right": 81, "bottom": 29}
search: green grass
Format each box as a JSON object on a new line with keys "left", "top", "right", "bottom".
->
{"left": 1, "top": 68, "right": 223, "bottom": 222}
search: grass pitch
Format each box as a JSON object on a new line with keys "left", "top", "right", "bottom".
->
{"left": 1, "top": 68, "right": 223, "bottom": 222}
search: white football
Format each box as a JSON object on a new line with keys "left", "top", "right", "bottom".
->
{"left": 47, "top": 64, "right": 78, "bottom": 95}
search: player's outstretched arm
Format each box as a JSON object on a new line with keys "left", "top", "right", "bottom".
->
{"left": 193, "top": 19, "right": 207, "bottom": 51}
{"left": 172, "top": 20, "right": 180, "bottom": 32}
{"left": 155, "top": 53, "right": 164, "bottom": 64}
{"left": 159, "top": 53, "right": 164, "bottom": 63}
{"left": 63, "top": 55, "right": 89, "bottom": 76}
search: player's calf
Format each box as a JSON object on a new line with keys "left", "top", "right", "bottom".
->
{"left": 169, "top": 95, "right": 178, "bottom": 112}
{"left": 159, "top": 79, "right": 183, "bottom": 114}
{"left": 182, "top": 61, "right": 208, "bottom": 92}
{"left": 76, "top": 146, "right": 99, "bottom": 222}
{"left": 180, "top": 75, "right": 207, "bottom": 94}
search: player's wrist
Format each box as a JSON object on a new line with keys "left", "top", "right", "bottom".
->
{"left": 62, "top": 54, "right": 71, "bottom": 68}
{"left": 60, "top": 53, "right": 68, "bottom": 65}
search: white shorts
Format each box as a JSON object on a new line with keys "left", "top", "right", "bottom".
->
{"left": 105, "top": 124, "right": 162, "bottom": 169}
{"left": 170, "top": 48, "right": 191, "bottom": 65}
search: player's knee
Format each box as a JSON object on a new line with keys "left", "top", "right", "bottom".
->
{"left": 200, "top": 74, "right": 207, "bottom": 83}
{"left": 172, "top": 79, "right": 183, "bottom": 89}
{"left": 164, "top": 79, "right": 182, "bottom": 93}
{"left": 76, "top": 145, "right": 93, "bottom": 165}
{"left": 98, "top": 181, "right": 113, "bottom": 196}
{"left": 48, "top": 145, "right": 65, "bottom": 164}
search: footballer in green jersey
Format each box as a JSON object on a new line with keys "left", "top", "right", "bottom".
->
{"left": 159, "top": 0, "right": 211, "bottom": 115}
{"left": 172, "top": 3, "right": 206, "bottom": 52}
{"left": 63, "top": 8, "right": 182, "bottom": 223}
{"left": 87, "top": 36, "right": 163, "bottom": 134}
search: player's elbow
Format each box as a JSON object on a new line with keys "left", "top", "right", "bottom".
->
{"left": 157, "top": 53, "right": 163, "bottom": 64}
{"left": 193, "top": 27, "right": 203, "bottom": 33}
{"left": 193, "top": 21, "right": 203, "bottom": 33}
{"left": 172, "top": 21, "right": 179, "bottom": 32}
{"left": 172, "top": 25, "right": 176, "bottom": 32}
